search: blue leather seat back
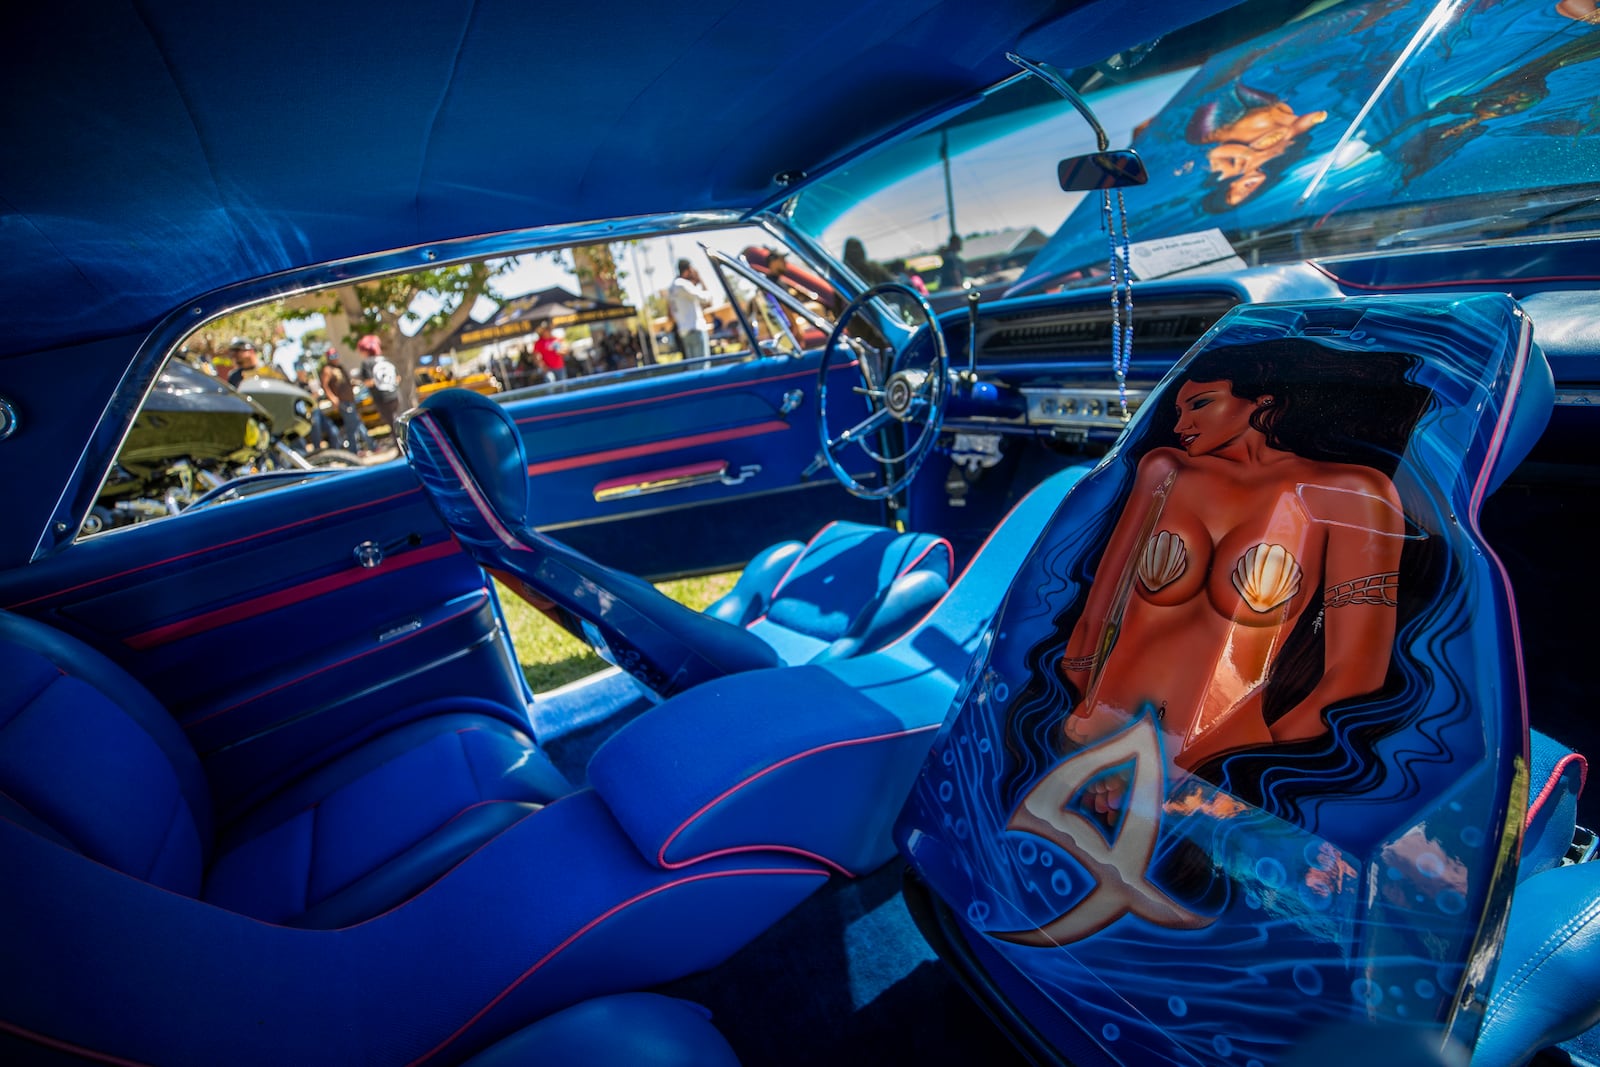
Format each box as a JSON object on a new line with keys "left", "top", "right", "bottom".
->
{"left": 711, "top": 521, "right": 952, "bottom": 664}
{"left": 0, "top": 606, "right": 573, "bottom": 929}
{"left": 896, "top": 294, "right": 1552, "bottom": 1065}
{"left": 1524, "top": 729, "right": 1589, "bottom": 879}
{"left": 404, "top": 389, "right": 951, "bottom": 689}
{"left": 0, "top": 611, "right": 209, "bottom": 894}
{"left": 411, "top": 379, "right": 536, "bottom": 525}
{"left": 405, "top": 390, "right": 783, "bottom": 697}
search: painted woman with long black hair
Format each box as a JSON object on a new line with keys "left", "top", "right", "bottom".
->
{"left": 1053, "top": 340, "right": 1430, "bottom": 788}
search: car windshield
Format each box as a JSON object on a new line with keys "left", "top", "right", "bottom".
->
{"left": 789, "top": 0, "right": 1600, "bottom": 294}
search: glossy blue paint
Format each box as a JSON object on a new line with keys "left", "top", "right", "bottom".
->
{"left": 898, "top": 294, "right": 1548, "bottom": 1065}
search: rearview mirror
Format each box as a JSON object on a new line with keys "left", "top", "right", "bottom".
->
{"left": 1057, "top": 149, "right": 1148, "bottom": 191}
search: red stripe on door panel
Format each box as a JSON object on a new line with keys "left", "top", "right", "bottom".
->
{"left": 526, "top": 421, "right": 790, "bottom": 477}
{"left": 123, "top": 539, "right": 463, "bottom": 651}
{"left": 4, "top": 488, "right": 424, "bottom": 611}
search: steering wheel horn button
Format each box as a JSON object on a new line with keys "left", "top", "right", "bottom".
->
{"left": 885, "top": 369, "right": 928, "bottom": 420}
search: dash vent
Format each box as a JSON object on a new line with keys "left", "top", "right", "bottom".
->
{"left": 979, "top": 296, "right": 1238, "bottom": 360}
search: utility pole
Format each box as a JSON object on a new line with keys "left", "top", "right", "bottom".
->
{"left": 940, "top": 128, "right": 957, "bottom": 244}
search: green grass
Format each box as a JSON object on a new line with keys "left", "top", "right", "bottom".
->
{"left": 495, "top": 571, "right": 740, "bottom": 692}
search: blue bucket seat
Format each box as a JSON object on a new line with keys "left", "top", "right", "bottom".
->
{"left": 895, "top": 294, "right": 1600, "bottom": 1066}
{"left": 402, "top": 388, "right": 951, "bottom": 698}
{"left": 0, "top": 605, "right": 829, "bottom": 1063}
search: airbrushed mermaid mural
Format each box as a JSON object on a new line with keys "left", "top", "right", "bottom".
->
{"left": 898, "top": 296, "right": 1534, "bottom": 1065}
{"left": 998, "top": 337, "right": 1431, "bottom": 948}
{"left": 1056, "top": 340, "right": 1423, "bottom": 774}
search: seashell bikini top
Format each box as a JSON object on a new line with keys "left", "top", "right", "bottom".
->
{"left": 1136, "top": 519, "right": 1304, "bottom": 620}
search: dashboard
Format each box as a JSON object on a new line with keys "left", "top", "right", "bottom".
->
{"left": 938, "top": 291, "right": 1241, "bottom": 454}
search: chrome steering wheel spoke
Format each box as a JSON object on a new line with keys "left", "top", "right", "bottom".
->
{"left": 814, "top": 281, "right": 949, "bottom": 500}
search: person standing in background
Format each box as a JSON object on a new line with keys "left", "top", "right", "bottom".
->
{"left": 226, "top": 338, "right": 260, "bottom": 386}
{"left": 535, "top": 321, "right": 567, "bottom": 382}
{"left": 321, "top": 347, "right": 376, "bottom": 455}
{"left": 843, "top": 237, "right": 892, "bottom": 286}
{"left": 667, "top": 258, "right": 716, "bottom": 361}
{"left": 357, "top": 334, "right": 401, "bottom": 441}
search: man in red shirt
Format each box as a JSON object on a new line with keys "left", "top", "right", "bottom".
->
{"left": 534, "top": 321, "right": 567, "bottom": 382}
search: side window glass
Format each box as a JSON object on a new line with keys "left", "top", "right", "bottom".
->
{"left": 81, "top": 334, "right": 382, "bottom": 538}
{"left": 80, "top": 227, "right": 877, "bottom": 538}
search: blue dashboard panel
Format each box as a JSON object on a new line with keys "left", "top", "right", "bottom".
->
{"left": 898, "top": 294, "right": 1541, "bottom": 1066}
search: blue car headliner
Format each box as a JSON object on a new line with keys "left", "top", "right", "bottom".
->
{"left": 0, "top": 0, "right": 1242, "bottom": 361}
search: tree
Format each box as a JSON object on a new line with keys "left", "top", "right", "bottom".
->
{"left": 316, "top": 261, "right": 517, "bottom": 408}
{"left": 190, "top": 302, "right": 292, "bottom": 370}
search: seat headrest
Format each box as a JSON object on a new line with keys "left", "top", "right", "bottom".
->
{"left": 406, "top": 389, "right": 531, "bottom": 526}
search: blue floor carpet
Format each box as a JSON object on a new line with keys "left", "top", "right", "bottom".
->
{"left": 657, "top": 859, "right": 1026, "bottom": 1066}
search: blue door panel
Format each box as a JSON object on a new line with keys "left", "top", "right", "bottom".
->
{"left": 195, "top": 592, "right": 527, "bottom": 820}
{"left": 0, "top": 464, "right": 431, "bottom": 619}
{"left": 507, "top": 353, "right": 882, "bottom": 573}
{"left": 0, "top": 463, "right": 528, "bottom": 816}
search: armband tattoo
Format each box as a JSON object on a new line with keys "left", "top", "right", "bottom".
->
{"left": 1322, "top": 571, "right": 1399, "bottom": 610}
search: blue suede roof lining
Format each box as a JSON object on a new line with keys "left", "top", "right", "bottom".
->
{"left": 0, "top": 0, "right": 1248, "bottom": 359}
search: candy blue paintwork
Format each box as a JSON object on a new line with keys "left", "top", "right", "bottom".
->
{"left": 898, "top": 294, "right": 1551, "bottom": 1065}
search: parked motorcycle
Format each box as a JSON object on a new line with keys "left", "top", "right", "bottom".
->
{"left": 84, "top": 360, "right": 362, "bottom": 535}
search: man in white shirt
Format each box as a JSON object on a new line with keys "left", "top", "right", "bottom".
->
{"left": 667, "top": 258, "right": 715, "bottom": 361}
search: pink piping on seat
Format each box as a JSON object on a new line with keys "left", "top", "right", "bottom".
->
{"left": 416, "top": 415, "right": 529, "bottom": 554}
{"left": 0, "top": 811, "right": 824, "bottom": 1065}
{"left": 897, "top": 537, "right": 954, "bottom": 583}
{"left": 1525, "top": 752, "right": 1589, "bottom": 832}
{"left": 762, "top": 520, "right": 838, "bottom": 602}
{"left": 403, "top": 865, "right": 830, "bottom": 1066}
{"left": 655, "top": 723, "right": 941, "bottom": 875}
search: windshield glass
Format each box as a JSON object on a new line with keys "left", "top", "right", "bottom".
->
{"left": 790, "top": 0, "right": 1600, "bottom": 295}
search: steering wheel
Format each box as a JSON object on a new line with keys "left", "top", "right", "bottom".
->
{"left": 816, "top": 282, "right": 948, "bottom": 500}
